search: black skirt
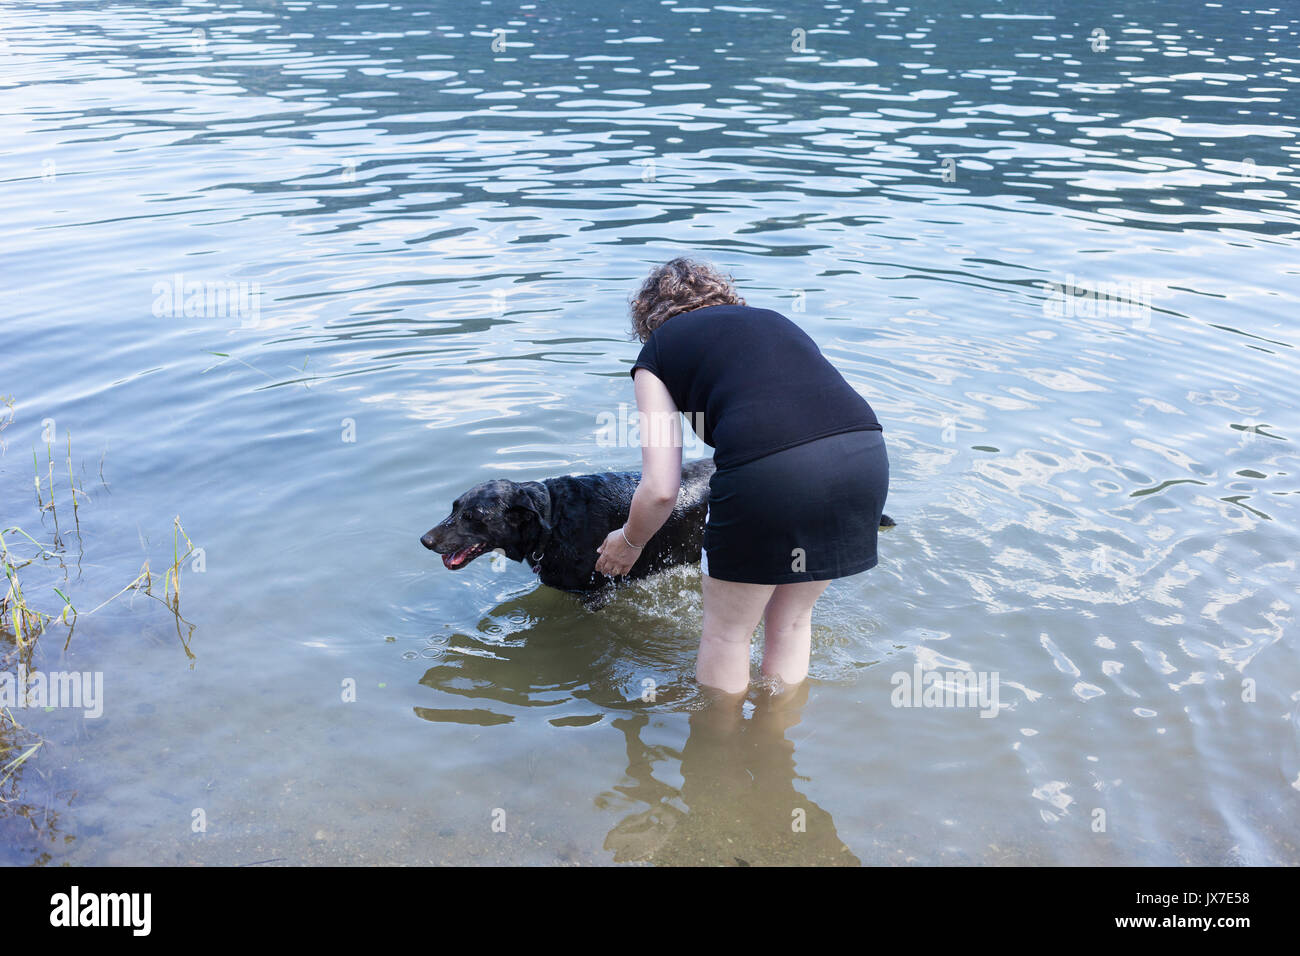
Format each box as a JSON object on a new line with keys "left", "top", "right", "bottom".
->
{"left": 701, "top": 429, "right": 889, "bottom": 585}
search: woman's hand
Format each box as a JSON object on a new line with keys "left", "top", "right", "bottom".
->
{"left": 592, "top": 368, "right": 679, "bottom": 580}
{"left": 595, "top": 527, "right": 642, "bottom": 577}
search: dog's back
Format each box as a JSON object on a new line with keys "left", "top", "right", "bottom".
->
{"left": 535, "top": 458, "right": 713, "bottom": 593}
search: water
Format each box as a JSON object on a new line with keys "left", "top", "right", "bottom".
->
{"left": 1, "top": 0, "right": 1298, "bottom": 866}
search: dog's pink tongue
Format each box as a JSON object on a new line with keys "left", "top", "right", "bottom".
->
{"left": 443, "top": 547, "right": 474, "bottom": 570}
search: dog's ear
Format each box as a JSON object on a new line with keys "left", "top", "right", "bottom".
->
{"left": 505, "top": 481, "right": 552, "bottom": 532}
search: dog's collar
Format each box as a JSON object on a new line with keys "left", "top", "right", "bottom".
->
{"left": 529, "top": 528, "right": 553, "bottom": 574}
{"left": 529, "top": 534, "right": 551, "bottom": 574}
{"left": 526, "top": 481, "right": 554, "bottom": 574}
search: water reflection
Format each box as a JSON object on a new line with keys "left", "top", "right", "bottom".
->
{"left": 604, "top": 684, "right": 860, "bottom": 866}
{"left": 413, "top": 585, "right": 857, "bottom": 865}
{"left": 412, "top": 578, "right": 704, "bottom": 724}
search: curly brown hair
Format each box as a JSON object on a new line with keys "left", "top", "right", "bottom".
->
{"left": 628, "top": 257, "right": 745, "bottom": 342}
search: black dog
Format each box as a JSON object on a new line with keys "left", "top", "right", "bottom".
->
{"left": 421, "top": 459, "right": 894, "bottom": 607}
{"left": 421, "top": 460, "right": 715, "bottom": 606}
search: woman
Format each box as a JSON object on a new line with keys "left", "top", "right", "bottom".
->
{"left": 594, "top": 258, "right": 889, "bottom": 695}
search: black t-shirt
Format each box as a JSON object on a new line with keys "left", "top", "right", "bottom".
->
{"left": 629, "top": 304, "right": 882, "bottom": 469}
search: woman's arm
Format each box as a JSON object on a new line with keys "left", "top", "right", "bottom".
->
{"left": 594, "top": 368, "right": 683, "bottom": 577}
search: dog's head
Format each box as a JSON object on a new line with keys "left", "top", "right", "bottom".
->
{"left": 420, "top": 479, "right": 552, "bottom": 570}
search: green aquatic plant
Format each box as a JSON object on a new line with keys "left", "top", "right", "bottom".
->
{"left": 0, "top": 526, "right": 57, "bottom": 649}
{"left": 2, "top": 410, "right": 200, "bottom": 733}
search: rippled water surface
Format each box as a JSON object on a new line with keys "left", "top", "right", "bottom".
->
{"left": 2, "top": 0, "right": 1298, "bottom": 865}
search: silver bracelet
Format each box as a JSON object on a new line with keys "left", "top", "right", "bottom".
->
{"left": 620, "top": 525, "right": 644, "bottom": 550}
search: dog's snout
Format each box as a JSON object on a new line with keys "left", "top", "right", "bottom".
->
{"left": 420, "top": 531, "right": 437, "bottom": 551}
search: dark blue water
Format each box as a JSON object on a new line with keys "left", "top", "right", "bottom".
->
{"left": 1, "top": 0, "right": 1297, "bottom": 865}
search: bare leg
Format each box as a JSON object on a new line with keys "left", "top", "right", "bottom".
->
{"left": 760, "top": 580, "right": 832, "bottom": 686}
{"left": 697, "top": 574, "right": 776, "bottom": 695}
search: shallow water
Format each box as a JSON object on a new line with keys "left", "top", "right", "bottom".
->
{"left": 1, "top": 0, "right": 1298, "bottom": 865}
